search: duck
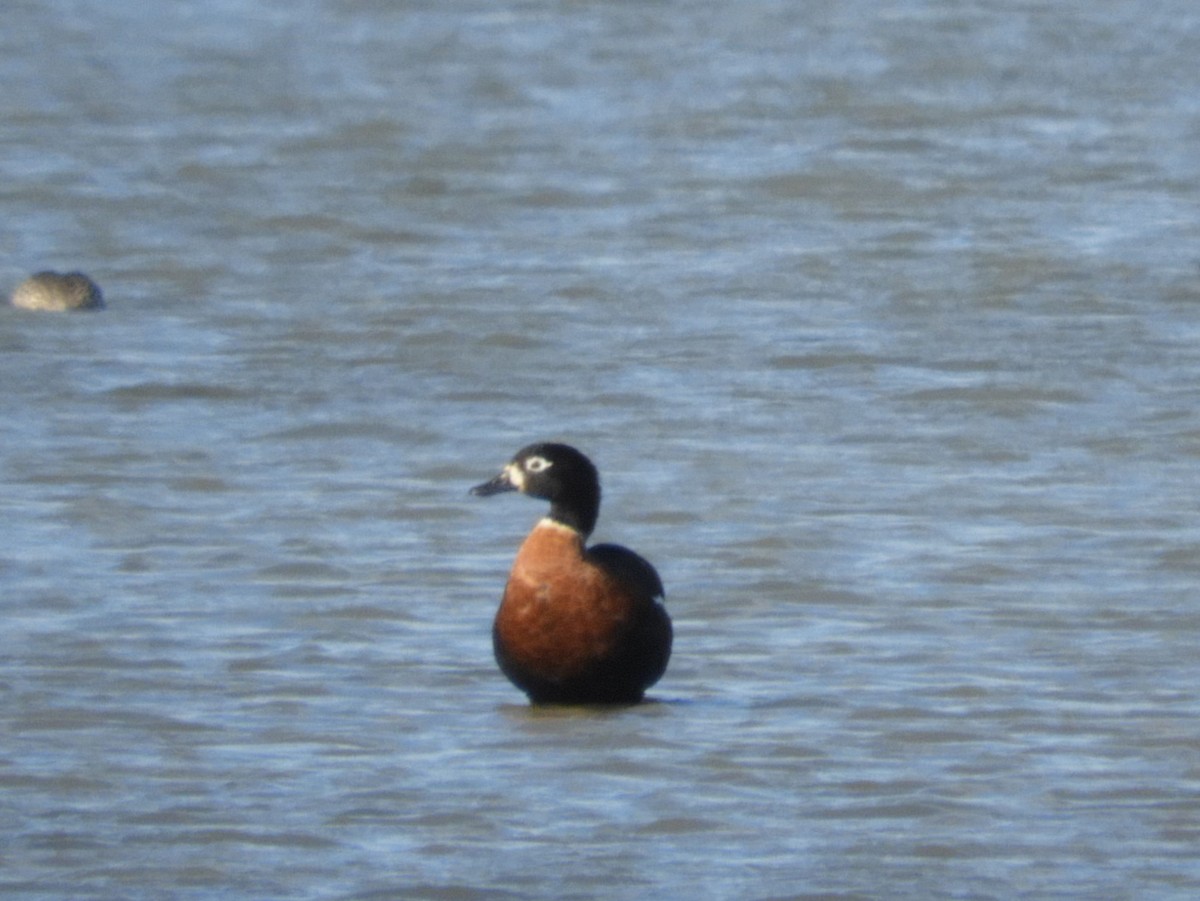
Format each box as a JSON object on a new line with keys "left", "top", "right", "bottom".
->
{"left": 11, "top": 271, "right": 104, "bottom": 311}
{"left": 471, "top": 442, "right": 672, "bottom": 704}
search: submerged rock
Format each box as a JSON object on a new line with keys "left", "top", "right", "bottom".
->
{"left": 11, "top": 271, "right": 105, "bottom": 311}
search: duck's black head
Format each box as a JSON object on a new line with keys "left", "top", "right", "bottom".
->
{"left": 470, "top": 442, "right": 601, "bottom": 536}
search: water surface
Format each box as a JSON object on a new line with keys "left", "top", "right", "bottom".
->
{"left": 3, "top": 1, "right": 1200, "bottom": 898}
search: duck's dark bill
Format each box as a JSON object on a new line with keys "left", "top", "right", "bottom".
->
{"left": 470, "top": 473, "right": 516, "bottom": 497}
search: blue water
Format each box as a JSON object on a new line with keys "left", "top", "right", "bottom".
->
{"left": 3, "top": 1, "right": 1200, "bottom": 898}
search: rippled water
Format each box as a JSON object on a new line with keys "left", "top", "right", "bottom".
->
{"left": 4, "top": 1, "right": 1200, "bottom": 898}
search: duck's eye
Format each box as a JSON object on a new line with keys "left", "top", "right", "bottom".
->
{"left": 524, "top": 456, "right": 552, "bottom": 474}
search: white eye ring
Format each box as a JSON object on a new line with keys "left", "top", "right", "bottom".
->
{"left": 524, "top": 456, "right": 552, "bottom": 473}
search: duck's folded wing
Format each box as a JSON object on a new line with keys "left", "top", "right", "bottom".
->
{"left": 587, "top": 543, "right": 666, "bottom": 601}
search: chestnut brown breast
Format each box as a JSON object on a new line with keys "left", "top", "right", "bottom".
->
{"left": 492, "top": 520, "right": 670, "bottom": 703}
